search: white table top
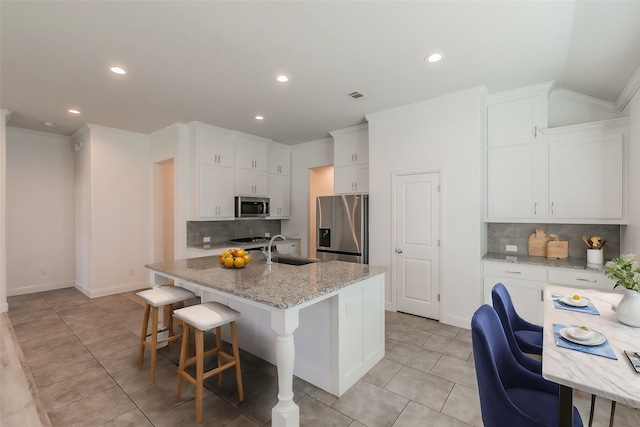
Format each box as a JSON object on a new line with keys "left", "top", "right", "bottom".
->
{"left": 542, "top": 285, "right": 640, "bottom": 409}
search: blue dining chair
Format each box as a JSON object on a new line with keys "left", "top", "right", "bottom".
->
{"left": 491, "top": 283, "right": 614, "bottom": 427}
{"left": 472, "top": 304, "right": 583, "bottom": 426}
{"left": 491, "top": 283, "right": 543, "bottom": 355}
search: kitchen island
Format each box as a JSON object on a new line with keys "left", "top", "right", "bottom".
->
{"left": 145, "top": 254, "right": 386, "bottom": 427}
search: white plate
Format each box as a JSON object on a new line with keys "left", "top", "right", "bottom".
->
{"left": 560, "top": 296, "right": 590, "bottom": 307}
{"left": 566, "top": 326, "right": 595, "bottom": 341}
{"left": 559, "top": 328, "right": 606, "bottom": 346}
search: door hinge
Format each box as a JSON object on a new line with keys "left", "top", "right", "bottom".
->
{"left": 437, "top": 294, "right": 440, "bottom": 302}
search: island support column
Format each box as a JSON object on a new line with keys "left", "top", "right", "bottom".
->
{"left": 270, "top": 308, "right": 300, "bottom": 427}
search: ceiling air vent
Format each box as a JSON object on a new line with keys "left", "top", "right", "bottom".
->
{"left": 347, "top": 91, "right": 365, "bottom": 100}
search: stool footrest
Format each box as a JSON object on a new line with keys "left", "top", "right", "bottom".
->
{"left": 179, "top": 359, "right": 238, "bottom": 385}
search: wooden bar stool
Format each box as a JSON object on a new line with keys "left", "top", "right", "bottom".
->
{"left": 173, "top": 302, "right": 244, "bottom": 423}
{"left": 137, "top": 286, "right": 196, "bottom": 382}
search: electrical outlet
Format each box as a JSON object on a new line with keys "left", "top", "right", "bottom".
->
{"left": 203, "top": 236, "right": 211, "bottom": 243}
{"left": 265, "top": 232, "right": 270, "bottom": 238}
{"left": 506, "top": 245, "right": 518, "bottom": 252}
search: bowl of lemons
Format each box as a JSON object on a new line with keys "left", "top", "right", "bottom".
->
{"left": 219, "top": 248, "right": 251, "bottom": 269}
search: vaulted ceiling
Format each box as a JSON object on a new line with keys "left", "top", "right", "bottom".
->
{"left": 2, "top": 1, "right": 640, "bottom": 144}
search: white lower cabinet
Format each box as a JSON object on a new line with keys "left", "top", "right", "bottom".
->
{"left": 483, "top": 260, "right": 616, "bottom": 325}
{"left": 483, "top": 262, "right": 546, "bottom": 324}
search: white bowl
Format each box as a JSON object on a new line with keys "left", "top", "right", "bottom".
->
{"left": 567, "top": 326, "right": 595, "bottom": 340}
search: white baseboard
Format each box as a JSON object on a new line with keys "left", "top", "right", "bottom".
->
{"left": 6, "top": 281, "right": 75, "bottom": 297}
{"left": 76, "top": 281, "right": 150, "bottom": 298}
{"left": 0, "top": 301, "right": 8, "bottom": 313}
{"left": 440, "top": 312, "right": 471, "bottom": 330}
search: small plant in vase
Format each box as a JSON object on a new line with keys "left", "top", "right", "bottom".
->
{"left": 604, "top": 254, "right": 640, "bottom": 327}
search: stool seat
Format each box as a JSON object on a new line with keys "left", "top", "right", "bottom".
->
{"left": 173, "top": 302, "right": 240, "bottom": 331}
{"left": 137, "top": 286, "right": 196, "bottom": 307}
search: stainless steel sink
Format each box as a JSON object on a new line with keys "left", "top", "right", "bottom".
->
{"left": 271, "top": 257, "right": 317, "bottom": 266}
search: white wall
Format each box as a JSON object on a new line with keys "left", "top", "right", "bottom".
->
{"left": 74, "top": 126, "right": 92, "bottom": 293}
{"left": 74, "top": 124, "right": 152, "bottom": 297}
{"left": 282, "top": 138, "right": 333, "bottom": 257}
{"left": 149, "top": 123, "right": 190, "bottom": 261}
{"left": 0, "top": 110, "right": 9, "bottom": 311}
{"left": 366, "top": 87, "right": 486, "bottom": 328}
{"left": 548, "top": 89, "right": 627, "bottom": 128}
{"left": 622, "top": 91, "right": 640, "bottom": 254}
{"left": 6, "top": 128, "right": 75, "bottom": 296}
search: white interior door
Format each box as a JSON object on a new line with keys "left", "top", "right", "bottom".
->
{"left": 395, "top": 172, "right": 440, "bottom": 319}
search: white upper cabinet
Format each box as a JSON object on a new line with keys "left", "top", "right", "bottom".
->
{"left": 487, "top": 82, "right": 553, "bottom": 148}
{"left": 268, "top": 143, "right": 291, "bottom": 175}
{"left": 546, "top": 119, "right": 627, "bottom": 222}
{"left": 331, "top": 124, "right": 369, "bottom": 167}
{"left": 268, "top": 174, "right": 291, "bottom": 218}
{"left": 331, "top": 124, "right": 369, "bottom": 194}
{"left": 188, "top": 122, "right": 236, "bottom": 221}
{"left": 487, "top": 142, "right": 547, "bottom": 219}
{"left": 196, "top": 125, "right": 236, "bottom": 168}
{"left": 237, "top": 169, "right": 268, "bottom": 197}
{"left": 236, "top": 132, "right": 269, "bottom": 172}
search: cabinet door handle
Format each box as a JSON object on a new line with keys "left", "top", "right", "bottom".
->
{"left": 576, "top": 278, "right": 597, "bottom": 283}
{"left": 551, "top": 202, "right": 555, "bottom": 215}
{"left": 355, "top": 153, "right": 358, "bottom": 162}
{"left": 541, "top": 290, "right": 544, "bottom": 301}
{"left": 534, "top": 126, "right": 538, "bottom": 138}
{"left": 505, "top": 271, "right": 522, "bottom": 274}
{"left": 534, "top": 202, "right": 537, "bottom": 215}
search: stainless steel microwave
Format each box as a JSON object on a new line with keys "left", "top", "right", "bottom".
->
{"left": 235, "top": 196, "right": 270, "bottom": 218}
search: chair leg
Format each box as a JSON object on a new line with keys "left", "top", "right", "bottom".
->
{"left": 139, "top": 303, "right": 151, "bottom": 367}
{"left": 150, "top": 306, "right": 159, "bottom": 383}
{"left": 216, "top": 326, "right": 223, "bottom": 385}
{"left": 588, "top": 394, "right": 596, "bottom": 427}
{"left": 177, "top": 323, "right": 189, "bottom": 401}
{"left": 230, "top": 321, "right": 243, "bottom": 402}
{"left": 609, "top": 401, "right": 616, "bottom": 427}
{"left": 195, "top": 329, "right": 204, "bottom": 423}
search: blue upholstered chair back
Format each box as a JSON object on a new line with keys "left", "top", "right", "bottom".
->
{"left": 492, "top": 282, "right": 543, "bottom": 355}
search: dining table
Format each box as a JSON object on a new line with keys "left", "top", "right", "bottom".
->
{"left": 542, "top": 285, "right": 640, "bottom": 427}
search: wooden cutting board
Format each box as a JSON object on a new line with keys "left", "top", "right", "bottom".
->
{"left": 547, "top": 241, "right": 568, "bottom": 259}
{"left": 528, "top": 229, "right": 550, "bottom": 257}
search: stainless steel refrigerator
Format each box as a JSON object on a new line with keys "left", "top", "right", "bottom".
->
{"left": 316, "top": 194, "right": 368, "bottom": 263}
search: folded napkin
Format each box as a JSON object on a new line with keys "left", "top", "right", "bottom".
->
{"left": 553, "top": 298, "right": 600, "bottom": 315}
{"left": 553, "top": 323, "right": 617, "bottom": 360}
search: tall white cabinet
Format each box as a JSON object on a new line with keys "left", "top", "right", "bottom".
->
{"left": 485, "top": 82, "right": 628, "bottom": 224}
{"left": 188, "top": 123, "right": 236, "bottom": 220}
{"left": 236, "top": 132, "right": 269, "bottom": 197}
{"left": 268, "top": 143, "right": 291, "bottom": 218}
{"left": 330, "top": 124, "right": 369, "bottom": 194}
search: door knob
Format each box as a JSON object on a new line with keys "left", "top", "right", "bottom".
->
{"left": 396, "top": 249, "right": 403, "bottom": 253}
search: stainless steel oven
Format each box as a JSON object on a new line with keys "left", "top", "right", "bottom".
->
{"left": 235, "top": 196, "right": 270, "bottom": 218}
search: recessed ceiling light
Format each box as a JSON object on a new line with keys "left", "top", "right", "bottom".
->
{"left": 426, "top": 53, "right": 442, "bottom": 63}
{"left": 275, "top": 75, "right": 289, "bottom": 83}
{"left": 68, "top": 109, "right": 81, "bottom": 114}
{"left": 110, "top": 66, "right": 126, "bottom": 75}
{"left": 255, "top": 115, "right": 264, "bottom": 120}
{"left": 43, "top": 122, "right": 54, "bottom": 127}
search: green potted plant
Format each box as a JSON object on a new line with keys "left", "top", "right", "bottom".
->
{"left": 604, "top": 254, "right": 640, "bottom": 327}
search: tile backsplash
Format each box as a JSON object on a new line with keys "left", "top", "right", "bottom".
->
{"left": 487, "top": 223, "right": 620, "bottom": 261}
{"left": 187, "top": 220, "right": 281, "bottom": 245}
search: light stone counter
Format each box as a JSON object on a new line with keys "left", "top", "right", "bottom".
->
{"left": 145, "top": 254, "right": 386, "bottom": 310}
{"left": 483, "top": 252, "right": 605, "bottom": 273}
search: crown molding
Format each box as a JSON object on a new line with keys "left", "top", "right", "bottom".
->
{"left": 550, "top": 88, "right": 620, "bottom": 113}
{"left": 617, "top": 64, "right": 640, "bottom": 111}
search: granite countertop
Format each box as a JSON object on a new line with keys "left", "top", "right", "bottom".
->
{"left": 145, "top": 253, "right": 387, "bottom": 310}
{"left": 188, "top": 237, "right": 302, "bottom": 251}
{"left": 482, "top": 252, "right": 606, "bottom": 273}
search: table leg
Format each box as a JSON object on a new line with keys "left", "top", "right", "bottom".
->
{"left": 270, "top": 309, "right": 300, "bottom": 427}
{"left": 559, "top": 385, "right": 573, "bottom": 427}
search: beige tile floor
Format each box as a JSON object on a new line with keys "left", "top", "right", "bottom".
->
{"left": 3, "top": 287, "right": 639, "bottom": 427}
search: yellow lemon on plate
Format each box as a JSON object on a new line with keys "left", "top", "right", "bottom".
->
{"left": 243, "top": 254, "right": 251, "bottom": 265}
{"left": 234, "top": 257, "right": 245, "bottom": 268}
{"left": 572, "top": 294, "right": 581, "bottom": 301}
{"left": 236, "top": 248, "right": 246, "bottom": 258}
{"left": 224, "top": 257, "right": 235, "bottom": 268}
